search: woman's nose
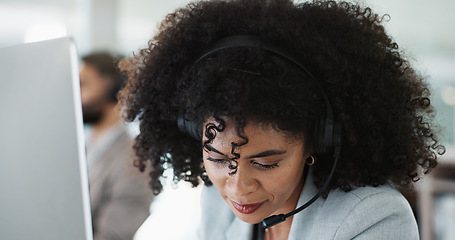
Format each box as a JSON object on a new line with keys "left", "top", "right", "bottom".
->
{"left": 226, "top": 166, "right": 258, "bottom": 197}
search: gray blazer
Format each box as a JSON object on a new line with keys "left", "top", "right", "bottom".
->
{"left": 197, "top": 171, "right": 419, "bottom": 240}
{"left": 89, "top": 128, "right": 154, "bottom": 240}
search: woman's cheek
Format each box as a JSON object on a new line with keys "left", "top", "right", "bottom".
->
{"left": 203, "top": 160, "right": 225, "bottom": 183}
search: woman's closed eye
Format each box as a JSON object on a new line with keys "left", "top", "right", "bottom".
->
{"left": 251, "top": 161, "right": 279, "bottom": 170}
{"left": 206, "top": 156, "right": 280, "bottom": 170}
{"left": 206, "top": 156, "right": 230, "bottom": 164}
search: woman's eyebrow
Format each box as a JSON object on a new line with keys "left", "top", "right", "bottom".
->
{"left": 204, "top": 144, "right": 228, "bottom": 157}
{"left": 246, "top": 150, "right": 286, "bottom": 159}
{"left": 205, "top": 144, "right": 286, "bottom": 159}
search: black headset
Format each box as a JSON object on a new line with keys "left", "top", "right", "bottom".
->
{"left": 177, "top": 35, "right": 342, "bottom": 228}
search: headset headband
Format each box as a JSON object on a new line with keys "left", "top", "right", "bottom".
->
{"left": 180, "top": 35, "right": 341, "bottom": 153}
{"left": 193, "top": 35, "right": 335, "bottom": 122}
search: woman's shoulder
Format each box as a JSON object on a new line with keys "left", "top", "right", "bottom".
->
{"left": 329, "top": 183, "right": 407, "bottom": 204}
{"left": 288, "top": 179, "right": 419, "bottom": 239}
{"left": 319, "top": 184, "right": 419, "bottom": 239}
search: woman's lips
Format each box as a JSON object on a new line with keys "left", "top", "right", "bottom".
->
{"left": 230, "top": 200, "right": 265, "bottom": 214}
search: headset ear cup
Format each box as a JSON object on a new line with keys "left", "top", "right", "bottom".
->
{"left": 178, "top": 114, "right": 202, "bottom": 140}
{"left": 314, "top": 118, "right": 338, "bottom": 154}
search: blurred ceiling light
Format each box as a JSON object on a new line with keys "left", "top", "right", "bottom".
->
{"left": 24, "top": 22, "right": 67, "bottom": 43}
{"left": 442, "top": 86, "right": 455, "bottom": 106}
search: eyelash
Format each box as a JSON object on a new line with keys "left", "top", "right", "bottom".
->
{"left": 206, "top": 157, "right": 279, "bottom": 170}
{"left": 254, "top": 162, "right": 279, "bottom": 170}
{"left": 206, "top": 157, "right": 228, "bottom": 164}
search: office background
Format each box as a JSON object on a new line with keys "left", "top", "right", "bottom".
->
{"left": 1, "top": 0, "right": 454, "bottom": 239}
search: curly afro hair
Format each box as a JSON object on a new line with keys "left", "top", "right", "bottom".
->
{"left": 119, "top": 0, "right": 445, "bottom": 195}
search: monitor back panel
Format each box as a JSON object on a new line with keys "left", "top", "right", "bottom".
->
{"left": 0, "top": 38, "right": 93, "bottom": 240}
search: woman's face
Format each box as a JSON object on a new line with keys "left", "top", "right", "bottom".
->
{"left": 202, "top": 118, "right": 308, "bottom": 224}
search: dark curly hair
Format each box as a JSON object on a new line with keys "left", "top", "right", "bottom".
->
{"left": 119, "top": 0, "right": 445, "bottom": 195}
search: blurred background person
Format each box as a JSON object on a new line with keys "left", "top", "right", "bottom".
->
{"left": 79, "top": 52, "right": 154, "bottom": 240}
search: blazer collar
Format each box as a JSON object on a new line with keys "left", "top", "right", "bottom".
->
{"left": 288, "top": 169, "right": 320, "bottom": 239}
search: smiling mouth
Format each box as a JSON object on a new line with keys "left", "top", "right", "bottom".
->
{"left": 230, "top": 200, "right": 265, "bottom": 214}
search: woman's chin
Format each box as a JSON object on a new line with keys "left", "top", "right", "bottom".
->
{"left": 234, "top": 213, "right": 264, "bottom": 224}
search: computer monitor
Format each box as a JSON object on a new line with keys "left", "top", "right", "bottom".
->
{"left": 0, "top": 37, "right": 93, "bottom": 240}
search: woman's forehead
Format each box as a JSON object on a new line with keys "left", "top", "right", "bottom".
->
{"left": 203, "top": 117, "right": 304, "bottom": 152}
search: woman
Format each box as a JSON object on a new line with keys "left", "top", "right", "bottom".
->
{"left": 119, "top": 0, "right": 445, "bottom": 239}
